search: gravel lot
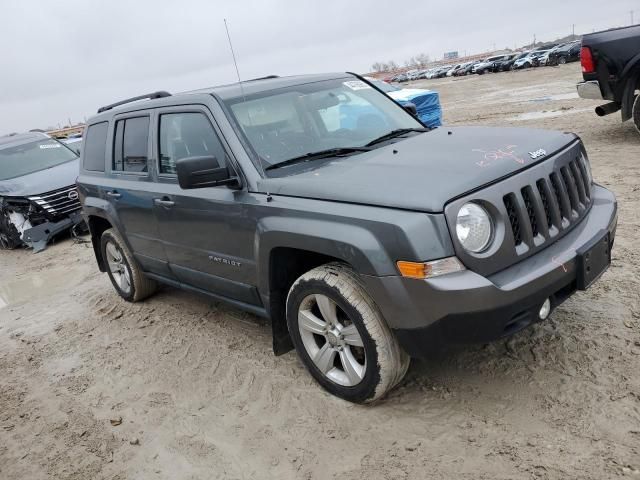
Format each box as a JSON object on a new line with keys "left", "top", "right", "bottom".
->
{"left": 1, "top": 63, "right": 639, "bottom": 479}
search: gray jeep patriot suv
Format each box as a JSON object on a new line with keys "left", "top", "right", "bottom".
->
{"left": 77, "top": 73, "right": 617, "bottom": 403}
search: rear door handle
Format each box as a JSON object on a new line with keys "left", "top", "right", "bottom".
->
{"left": 106, "top": 190, "right": 121, "bottom": 199}
{"left": 153, "top": 197, "right": 175, "bottom": 208}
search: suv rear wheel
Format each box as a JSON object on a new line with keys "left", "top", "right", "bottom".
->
{"left": 286, "top": 263, "right": 409, "bottom": 403}
{"left": 558, "top": 56, "right": 567, "bottom": 65}
{"left": 100, "top": 228, "right": 157, "bottom": 302}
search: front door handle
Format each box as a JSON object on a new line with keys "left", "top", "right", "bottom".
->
{"left": 153, "top": 197, "right": 175, "bottom": 208}
{"left": 106, "top": 190, "right": 121, "bottom": 199}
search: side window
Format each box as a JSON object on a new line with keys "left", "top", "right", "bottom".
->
{"left": 158, "top": 112, "right": 227, "bottom": 175}
{"left": 112, "top": 116, "right": 149, "bottom": 173}
{"left": 83, "top": 122, "right": 108, "bottom": 172}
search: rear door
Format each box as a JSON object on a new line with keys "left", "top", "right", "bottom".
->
{"left": 104, "top": 111, "right": 173, "bottom": 278}
{"left": 150, "top": 106, "right": 259, "bottom": 305}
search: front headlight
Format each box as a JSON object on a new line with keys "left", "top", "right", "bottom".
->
{"left": 456, "top": 203, "right": 493, "bottom": 253}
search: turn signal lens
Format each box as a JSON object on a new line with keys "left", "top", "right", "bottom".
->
{"left": 397, "top": 257, "right": 465, "bottom": 279}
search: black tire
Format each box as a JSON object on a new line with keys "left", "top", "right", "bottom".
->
{"left": 633, "top": 94, "right": 640, "bottom": 135}
{"left": 558, "top": 56, "right": 567, "bottom": 65}
{"left": 286, "top": 263, "right": 409, "bottom": 403}
{"left": 0, "top": 212, "right": 23, "bottom": 250}
{"left": 100, "top": 228, "right": 157, "bottom": 302}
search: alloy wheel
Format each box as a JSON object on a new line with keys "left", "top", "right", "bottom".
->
{"left": 297, "top": 293, "right": 366, "bottom": 387}
{"left": 105, "top": 240, "right": 132, "bottom": 294}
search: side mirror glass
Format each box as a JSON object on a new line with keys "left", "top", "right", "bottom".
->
{"left": 176, "top": 155, "right": 239, "bottom": 189}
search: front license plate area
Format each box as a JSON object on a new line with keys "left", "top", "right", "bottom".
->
{"left": 576, "top": 230, "right": 611, "bottom": 290}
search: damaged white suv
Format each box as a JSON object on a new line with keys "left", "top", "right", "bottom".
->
{"left": 0, "top": 132, "right": 84, "bottom": 252}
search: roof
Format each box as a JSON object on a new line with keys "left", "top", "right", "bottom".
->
{"left": 89, "top": 73, "right": 353, "bottom": 122}
{"left": 187, "top": 73, "right": 351, "bottom": 100}
{"left": 0, "top": 132, "right": 49, "bottom": 149}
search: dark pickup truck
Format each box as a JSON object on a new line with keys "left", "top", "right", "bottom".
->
{"left": 577, "top": 24, "right": 640, "bottom": 132}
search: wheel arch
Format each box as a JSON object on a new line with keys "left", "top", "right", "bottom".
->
{"left": 256, "top": 218, "right": 395, "bottom": 355}
{"left": 86, "top": 214, "right": 114, "bottom": 272}
{"left": 620, "top": 58, "right": 640, "bottom": 122}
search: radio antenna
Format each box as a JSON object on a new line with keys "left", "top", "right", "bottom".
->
{"left": 223, "top": 19, "right": 267, "bottom": 180}
{"left": 224, "top": 19, "right": 244, "bottom": 90}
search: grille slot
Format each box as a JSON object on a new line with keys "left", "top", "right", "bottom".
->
{"left": 561, "top": 166, "right": 580, "bottom": 213}
{"left": 536, "top": 179, "right": 553, "bottom": 230}
{"left": 520, "top": 187, "right": 539, "bottom": 237}
{"left": 28, "top": 185, "right": 81, "bottom": 217}
{"left": 503, "top": 194, "right": 522, "bottom": 246}
{"left": 570, "top": 159, "right": 587, "bottom": 204}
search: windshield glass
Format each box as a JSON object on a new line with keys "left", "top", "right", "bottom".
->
{"left": 224, "top": 78, "right": 423, "bottom": 170}
{"left": 0, "top": 138, "right": 78, "bottom": 180}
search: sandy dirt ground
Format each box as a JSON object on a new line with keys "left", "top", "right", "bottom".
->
{"left": 1, "top": 64, "right": 639, "bottom": 480}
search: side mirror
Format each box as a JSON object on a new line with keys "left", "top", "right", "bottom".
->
{"left": 176, "top": 155, "right": 240, "bottom": 189}
{"left": 402, "top": 102, "right": 418, "bottom": 116}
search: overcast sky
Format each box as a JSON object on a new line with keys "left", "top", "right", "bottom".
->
{"left": 0, "top": 0, "right": 636, "bottom": 133}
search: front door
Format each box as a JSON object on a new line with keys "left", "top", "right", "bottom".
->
{"left": 151, "top": 107, "right": 259, "bottom": 305}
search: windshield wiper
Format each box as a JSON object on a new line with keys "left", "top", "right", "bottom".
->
{"left": 264, "top": 147, "right": 371, "bottom": 171}
{"left": 365, "top": 128, "right": 429, "bottom": 147}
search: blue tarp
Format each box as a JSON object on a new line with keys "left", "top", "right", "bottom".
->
{"left": 388, "top": 89, "right": 442, "bottom": 128}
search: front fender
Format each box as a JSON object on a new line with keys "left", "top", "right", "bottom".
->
{"left": 253, "top": 198, "right": 454, "bottom": 296}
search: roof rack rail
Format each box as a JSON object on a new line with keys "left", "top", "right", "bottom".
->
{"left": 97, "top": 91, "right": 172, "bottom": 114}
{"left": 245, "top": 75, "right": 279, "bottom": 82}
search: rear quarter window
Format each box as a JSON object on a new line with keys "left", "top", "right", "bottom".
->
{"left": 83, "top": 122, "right": 108, "bottom": 172}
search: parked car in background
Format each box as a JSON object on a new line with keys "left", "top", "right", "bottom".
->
{"left": 548, "top": 41, "right": 581, "bottom": 65}
{"left": 459, "top": 61, "right": 479, "bottom": 76}
{"left": 77, "top": 73, "right": 616, "bottom": 403}
{"left": 513, "top": 51, "right": 544, "bottom": 69}
{"left": 472, "top": 55, "right": 512, "bottom": 74}
{"left": 531, "top": 50, "right": 552, "bottom": 67}
{"left": 0, "top": 132, "right": 84, "bottom": 251}
{"left": 500, "top": 51, "right": 530, "bottom": 71}
{"left": 454, "top": 62, "right": 474, "bottom": 75}
{"left": 446, "top": 64, "right": 462, "bottom": 76}
{"left": 577, "top": 24, "right": 640, "bottom": 133}
{"left": 488, "top": 54, "right": 516, "bottom": 72}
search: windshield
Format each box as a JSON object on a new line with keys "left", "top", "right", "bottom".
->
{"left": 224, "top": 78, "right": 423, "bottom": 171}
{"left": 0, "top": 138, "right": 78, "bottom": 180}
{"left": 366, "top": 78, "right": 400, "bottom": 93}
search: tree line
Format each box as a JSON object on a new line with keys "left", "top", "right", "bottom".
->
{"left": 371, "top": 53, "right": 431, "bottom": 73}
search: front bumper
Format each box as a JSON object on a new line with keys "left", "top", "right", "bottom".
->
{"left": 577, "top": 80, "right": 604, "bottom": 100}
{"left": 363, "top": 185, "right": 617, "bottom": 358}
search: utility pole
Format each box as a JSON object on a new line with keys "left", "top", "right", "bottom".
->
{"left": 631, "top": 10, "right": 634, "bottom": 25}
{"left": 572, "top": 24, "right": 575, "bottom": 37}
{"left": 533, "top": 34, "right": 536, "bottom": 48}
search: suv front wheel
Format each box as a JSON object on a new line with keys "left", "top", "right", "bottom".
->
{"left": 100, "top": 228, "right": 157, "bottom": 302}
{"left": 286, "top": 263, "right": 409, "bottom": 403}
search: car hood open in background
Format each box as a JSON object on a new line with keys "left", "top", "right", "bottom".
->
{"left": 0, "top": 159, "right": 79, "bottom": 197}
{"left": 259, "top": 126, "right": 578, "bottom": 213}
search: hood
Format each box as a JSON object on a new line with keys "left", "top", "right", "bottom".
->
{"left": 0, "top": 159, "right": 79, "bottom": 197}
{"left": 258, "top": 126, "right": 577, "bottom": 213}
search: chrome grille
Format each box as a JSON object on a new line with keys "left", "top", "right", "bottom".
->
{"left": 28, "top": 185, "right": 81, "bottom": 217}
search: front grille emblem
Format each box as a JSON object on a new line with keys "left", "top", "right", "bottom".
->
{"left": 529, "top": 149, "right": 547, "bottom": 159}
{"left": 68, "top": 190, "right": 79, "bottom": 201}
